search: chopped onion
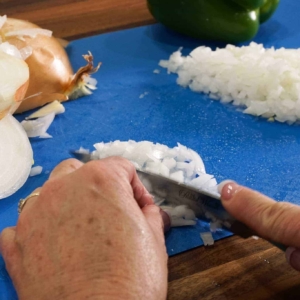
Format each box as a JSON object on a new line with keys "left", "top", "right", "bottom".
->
{"left": 26, "top": 100, "right": 65, "bottom": 119}
{"left": 160, "top": 43, "right": 300, "bottom": 124}
{"left": 21, "top": 112, "right": 55, "bottom": 138}
{"left": 0, "top": 114, "right": 33, "bottom": 199}
{"left": 29, "top": 166, "right": 43, "bottom": 177}
{"left": 200, "top": 232, "right": 215, "bottom": 246}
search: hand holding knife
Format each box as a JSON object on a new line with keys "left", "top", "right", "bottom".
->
{"left": 70, "top": 150, "right": 287, "bottom": 251}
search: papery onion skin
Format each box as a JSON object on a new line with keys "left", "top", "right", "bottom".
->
{"left": 1, "top": 18, "right": 74, "bottom": 113}
{"left": 0, "top": 80, "right": 29, "bottom": 119}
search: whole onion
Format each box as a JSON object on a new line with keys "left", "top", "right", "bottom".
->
{"left": 1, "top": 17, "right": 100, "bottom": 113}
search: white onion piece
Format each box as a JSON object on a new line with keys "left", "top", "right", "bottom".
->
{"left": 0, "top": 51, "right": 29, "bottom": 113}
{"left": 200, "top": 232, "right": 215, "bottom": 246}
{"left": 0, "top": 15, "right": 7, "bottom": 30}
{"left": 0, "top": 42, "right": 22, "bottom": 59}
{"left": 26, "top": 100, "right": 65, "bottom": 119}
{"left": 0, "top": 114, "right": 33, "bottom": 199}
{"left": 5, "top": 28, "right": 52, "bottom": 38}
{"left": 19, "top": 46, "right": 33, "bottom": 60}
{"left": 21, "top": 112, "right": 55, "bottom": 138}
{"left": 39, "top": 132, "right": 52, "bottom": 139}
{"left": 29, "top": 166, "right": 43, "bottom": 177}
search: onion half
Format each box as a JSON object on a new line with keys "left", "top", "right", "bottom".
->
{"left": 0, "top": 114, "right": 33, "bottom": 199}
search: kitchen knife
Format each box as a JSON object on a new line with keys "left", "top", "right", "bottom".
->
{"left": 70, "top": 150, "right": 287, "bottom": 251}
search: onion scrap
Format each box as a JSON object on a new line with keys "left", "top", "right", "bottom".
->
{"left": 0, "top": 16, "right": 101, "bottom": 113}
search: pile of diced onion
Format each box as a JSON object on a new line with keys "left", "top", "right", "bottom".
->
{"left": 160, "top": 42, "right": 300, "bottom": 124}
{"left": 83, "top": 140, "right": 219, "bottom": 228}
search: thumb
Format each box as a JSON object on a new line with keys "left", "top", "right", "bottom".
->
{"left": 218, "top": 181, "right": 300, "bottom": 249}
{"left": 0, "top": 227, "right": 21, "bottom": 277}
{"left": 0, "top": 227, "right": 17, "bottom": 258}
{"left": 49, "top": 158, "right": 83, "bottom": 179}
{"left": 142, "top": 205, "right": 170, "bottom": 246}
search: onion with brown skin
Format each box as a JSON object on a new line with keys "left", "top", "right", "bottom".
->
{"left": 1, "top": 17, "right": 101, "bottom": 113}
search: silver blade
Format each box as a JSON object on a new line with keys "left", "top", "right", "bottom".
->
{"left": 136, "top": 169, "right": 256, "bottom": 238}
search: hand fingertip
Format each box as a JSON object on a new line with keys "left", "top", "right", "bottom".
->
{"left": 286, "top": 247, "right": 296, "bottom": 264}
{"left": 217, "top": 180, "right": 234, "bottom": 194}
{"left": 218, "top": 180, "right": 241, "bottom": 201}
{"left": 159, "top": 209, "right": 171, "bottom": 233}
{"left": 286, "top": 247, "right": 300, "bottom": 271}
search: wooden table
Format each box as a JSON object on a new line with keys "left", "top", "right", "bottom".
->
{"left": 2, "top": 1, "right": 300, "bottom": 299}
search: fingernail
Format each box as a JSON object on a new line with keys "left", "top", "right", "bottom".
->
{"left": 160, "top": 209, "right": 171, "bottom": 233}
{"left": 285, "top": 246, "right": 300, "bottom": 271}
{"left": 286, "top": 247, "right": 296, "bottom": 264}
{"left": 217, "top": 180, "right": 240, "bottom": 201}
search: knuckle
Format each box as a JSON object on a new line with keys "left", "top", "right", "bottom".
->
{"left": 60, "top": 158, "right": 83, "bottom": 170}
{"left": 38, "top": 177, "right": 66, "bottom": 207}
{"left": 144, "top": 204, "right": 161, "bottom": 215}
{"left": 82, "top": 160, "right": 111, "bottom": 187}
{"left": 86, "top": 157, "right": 134, "bottom": 179}
{"left": 84, "top": 160, "right": 109, "bottom": 176}
{"left": 106, "top": 156, "right": 133, "bottom": 169}
{"left": 50, "top": 158, "right": 83, "bottom": 178}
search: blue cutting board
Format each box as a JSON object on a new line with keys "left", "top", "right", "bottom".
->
{"left": 1, "top": 1, "right": 300, "bottom": 298}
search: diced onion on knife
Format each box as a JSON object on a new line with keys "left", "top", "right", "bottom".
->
{"left": 87, "top": 140, "right": 219, "bottom": 227}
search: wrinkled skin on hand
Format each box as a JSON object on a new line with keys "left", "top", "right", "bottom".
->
{"left": 0, "top": 157, "right": 168, "bottom": 300}
{"left": 219, "top": 181, "right": 300, "bottom": 272}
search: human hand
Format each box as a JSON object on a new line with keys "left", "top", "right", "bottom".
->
{"left": 0, "top": 157, "right": 169, "bottom": 300}
{"left": 218, "top": 181, "right": 300, "bottom": 272}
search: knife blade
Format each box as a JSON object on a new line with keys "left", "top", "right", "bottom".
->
{"left": 70, "top": 150, "right": 286, "bottom": 251}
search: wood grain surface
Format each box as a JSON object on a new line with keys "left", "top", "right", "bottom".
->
{"left": 0, "top": 0, "right": 155, "bottom": 40}
{"left": 2, "top": 0, "right": 300, "bottom": 299}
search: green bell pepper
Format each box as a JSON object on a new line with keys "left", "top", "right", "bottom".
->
{"left": 147, "top": 0, "right": 280, "bottom": 43}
